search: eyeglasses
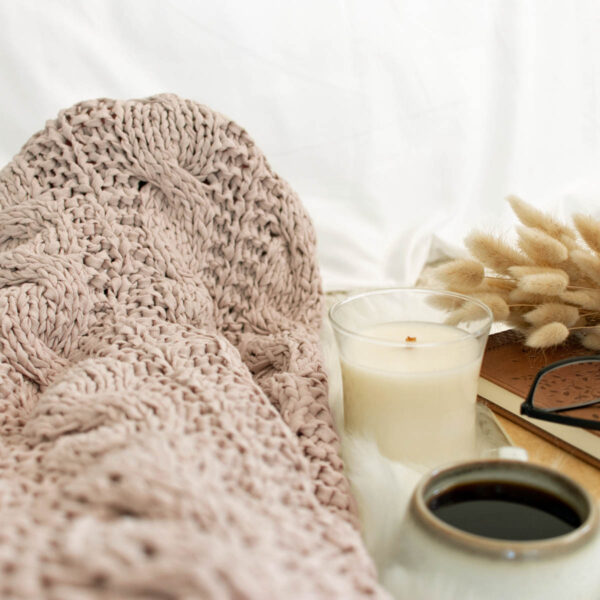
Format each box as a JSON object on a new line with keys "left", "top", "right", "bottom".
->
{"left": 520, "top": 356, "right": 600, "bottom": 430}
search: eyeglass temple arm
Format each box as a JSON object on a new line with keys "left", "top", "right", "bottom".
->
{"left": 536, "top": 398, "right": 600, "bottom": 414}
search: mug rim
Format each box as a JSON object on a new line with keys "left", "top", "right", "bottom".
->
{"left": 411, "top": 458, "right": 599, "bottom": 560}
{"left": 328, "top": 287, "right": 493, "bottom": 347}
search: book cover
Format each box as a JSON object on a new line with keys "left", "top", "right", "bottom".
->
{"left": 477, "top": 329, "right": 600, "bottom": 469}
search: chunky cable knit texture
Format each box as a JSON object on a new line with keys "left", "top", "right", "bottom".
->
{"left": 0, "top": 95, "right": 383, "bottom": 599}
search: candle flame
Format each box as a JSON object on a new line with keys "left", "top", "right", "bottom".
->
{"left": 405, "top": 335, "right": 417, "bottom": 342}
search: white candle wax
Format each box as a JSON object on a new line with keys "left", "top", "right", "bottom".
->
{"left": 341, "top": 321, "right": 482, "bottom": 467}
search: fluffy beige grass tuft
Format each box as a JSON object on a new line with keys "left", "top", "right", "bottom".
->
{"left": 517, "top": 226, "right": 569, "bottom": 265}
{"left": 508, "top": 288, "right": 559, "bottom": 305}
{"left": 433, "top": 259, "right": 484, "bottom": 291}
{"left": 476, "top": 276, "right": 516, "bottom": 298}
{"left": 525, "top": 322, "right": 570, "bottom": 348}
{"left": 573, "top": 213, "right": 600, "bottom": 255}
{"left": 465, "top": 232, "right": 532, "bottom": 274}
{"left": 433, "top": 197, "right": 600, "bottom": 349}
{"left": 570, "top": 250, "right": 600, "bottom": 284}
{"left": 472, "top": 293, "right": 510, "bottom": 321}
{"left": 516, "top": 270, "right": 569, "bottom": 296}
{"left": 560, "top": 289, "right": 600, "bottom": 310}
{"left": 507, "top": 195, "right": 577, "bottom": 247}
{"left": 523, "top": 303, "right": 580, "bottom": 328}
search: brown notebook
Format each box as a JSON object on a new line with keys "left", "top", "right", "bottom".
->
{"left": 477, "top": 330, "right": 600, "bottom": 469}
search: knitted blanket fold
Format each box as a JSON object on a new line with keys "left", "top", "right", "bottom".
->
{"left": 0, "top": 95, "right": 383, "bottom": 599}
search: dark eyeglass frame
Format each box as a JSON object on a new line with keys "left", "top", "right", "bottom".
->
{"left": 520, "top": 355, "right": 600, "bottom": 430}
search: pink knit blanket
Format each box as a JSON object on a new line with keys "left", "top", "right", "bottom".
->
{"left": 0, "top": 95, "right": 383, "bottom": 599}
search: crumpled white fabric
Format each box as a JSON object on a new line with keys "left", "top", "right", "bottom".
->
{"left": 1, "top": 0, "right": 600, "bottom": 289}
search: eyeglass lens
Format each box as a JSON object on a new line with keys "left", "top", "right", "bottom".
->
{"left": 533, "top": 361, "right": 600, "bottom": 422}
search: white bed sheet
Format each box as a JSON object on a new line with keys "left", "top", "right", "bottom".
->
{"left": 2, "top": 0, "right": 600, "bottom": 289}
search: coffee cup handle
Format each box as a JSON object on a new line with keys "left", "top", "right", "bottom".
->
{"left": 482, "top": 446, "right": 529, "bottom": 461}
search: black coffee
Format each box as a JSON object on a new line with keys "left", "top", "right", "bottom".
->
{"left": 427, "top": 481, "right": 582, "bottom": 541}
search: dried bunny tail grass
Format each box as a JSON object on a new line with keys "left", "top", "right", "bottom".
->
{"left": 506, "top": 312, "right": 530, "bottom": 332}
{"left": 509, "top": 265, "right": 559, "bottom": 277}
{"left": 444, "top": 306, "right": 472, "bottom": 327}
{"left": 442, "top": 295, "right": 494, "bottom": 326}
{"left": 432, "top": 259, "right": 485, "bottom": 291}
{"left": 523, "top": 303, "right": 580, "bottom": 328}
{"left": 465, "top": 231, "right": 532, "bottom": 275}
{"left": 442, "top": 197, "right": 600, "bottom": 347}
{"left": 425, "top": 293, "right": 465, "bottom": 311}
{"left": 581, "top": 327, "right": 600, "bottom": 350}
{"left": 570, "top": 250, "right": 600, "bottom": 285}
{"left": 572, "top": 213, "right": 600, "bottom": 256}
{"left": 525, "top": 322, "right": 570, "bottom": 348}
{"left": 507, "top": 195, "right": 578, "bottom": 247}
{"left": 477, "top": 276, "right": 516, "bottom": 297}
{"left": 555, "top": 258, "right": 596, "bottom": 289}
{"left": 508, "top": 288, "right": 560, "bottom": 305}
{"left": 560, "top": 289, "right": 600, "bottom": 310}
{"left": 471, "top": 293, "right": 509, "bottom": 321}
{"left": 515, "top": 270, "right": 569, "bottom": 296}
{"left": 516, "top": 226, "right": 569, "bottom": 265}
{"left": 509, "top": 260, "right": 593, "bottom": 287}
{"left": 443, "top": 304, "right": 488, "bottom": 327}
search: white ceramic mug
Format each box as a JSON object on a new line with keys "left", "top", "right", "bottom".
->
{"left": 394, "top": 458, "right": 600, "bottom": 599}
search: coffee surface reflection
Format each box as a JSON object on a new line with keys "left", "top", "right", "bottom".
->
{"left": 428, "top": 480, "right": 582, "bottom": 540}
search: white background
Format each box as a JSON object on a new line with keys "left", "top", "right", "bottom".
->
{"left": 2, "top": 0, "right": 600, "bottom": 289}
